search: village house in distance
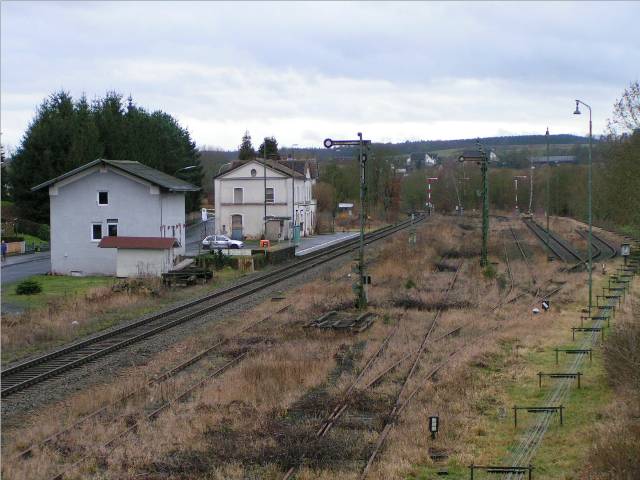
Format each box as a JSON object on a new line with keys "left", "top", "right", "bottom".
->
{"left": 32, "top": 159, "right": 199, "bottom": 276}
{"left": 213, "top": 158, "right": 318, "bottom": 241}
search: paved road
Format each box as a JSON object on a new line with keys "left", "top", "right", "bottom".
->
{"left": 185, "top": 218, "right": 215, "bottom": 256}
{"left": 1, "top": 251, "right": 51, "bottom": 285}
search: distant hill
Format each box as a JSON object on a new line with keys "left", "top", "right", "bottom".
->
{"left": 199, "top": 134, "right": 589, "bottom": 159}
{"left": 197, "top": 134, "right": 593, "bottom": 186}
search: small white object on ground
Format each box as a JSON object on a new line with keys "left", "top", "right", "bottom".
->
{"left": 532, "top": 307, "right": 540, "bottom": 314}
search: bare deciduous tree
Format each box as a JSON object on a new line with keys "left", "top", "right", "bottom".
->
{"left": 607, "top": 81, "right": 640, "bottom": 136}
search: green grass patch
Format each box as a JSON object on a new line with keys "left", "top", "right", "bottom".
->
{"left": 2, "top": 275, "right": 115, "bottom": 309}
{"left": 412, "top": 337, "right": 611, "bottom": 479}
{"left": 19, "top": 233, "right": 48, "bottom": 246}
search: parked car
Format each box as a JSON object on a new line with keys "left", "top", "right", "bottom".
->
{"left": 202, "top": 235, "right": 244, "bottom": 249}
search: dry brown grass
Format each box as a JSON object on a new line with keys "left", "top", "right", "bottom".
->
{"left": 3, "top": 215, "right": 606, "bottom": 480}
{"left": 583, "top": 280, "right": 640, "bottom": 480}
{"left": 1, "top": 279, "right": 166, "bottom": 364}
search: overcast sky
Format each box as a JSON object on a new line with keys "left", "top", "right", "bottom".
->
{"left": 2, "top": 1, "right": 639, "bottom": 151}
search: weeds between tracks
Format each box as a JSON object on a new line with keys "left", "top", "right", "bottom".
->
{"left": 2, "top": 216, "right": 581, "bottom": 480}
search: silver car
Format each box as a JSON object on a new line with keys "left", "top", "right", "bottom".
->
{"left": 202, "top": 235, "right": 244, "bottom": 250}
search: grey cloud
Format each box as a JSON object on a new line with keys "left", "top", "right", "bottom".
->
{"left": 1, "top": 1, "right": 638, "bottom": 149}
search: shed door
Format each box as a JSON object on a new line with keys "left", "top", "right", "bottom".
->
{"left": 231, "top": 215, "right": 243, "bottom": 240}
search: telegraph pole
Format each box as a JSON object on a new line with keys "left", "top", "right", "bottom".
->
{"left": 324, "top": 134, "right": 371, "bottom": 309}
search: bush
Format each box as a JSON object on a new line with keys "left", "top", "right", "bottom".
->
{"left": 15, "top": 279, "right": 43, "bottom": 295}
{"left": 483, "top": 264, "right": 497, "bottom": 279}
{"left": 211, "top": 249, "right": 233, "bottom": 270}
{"left": 37, "top": 224, "right": 51, "bottom": 241}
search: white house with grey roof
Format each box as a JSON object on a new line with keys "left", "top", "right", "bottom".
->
{"left": 213, "top": 159, "right": 317, "bottom": 241}
{"left": 32, "top": 159, "right": 199, "bottom": 276}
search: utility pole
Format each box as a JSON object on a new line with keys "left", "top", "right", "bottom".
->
{"left": 574, "top": 100, "right": 593, "bottom": 314}
{"left": 324, "top": 134, "right": 371, "bottom": 309}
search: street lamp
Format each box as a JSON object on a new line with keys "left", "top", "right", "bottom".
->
{"left": 545, "top": 127, "right": 551, "bottom": 251}
{"left": 513, "top": 175, "right": 528, "bottom": 213}
{"left": 573, "top": 99, "right": 594, "bottom": 314}
{"left": 174, "top": 165, "right": 199, "bottom": 176}
{"left": 217, "top": 162, "right": 233, "bottom": 175}
{"left": 324, "top": 133, "right": 371, "bottom": 309}
{"left": 459, "top": 140, "right": 490, "bottom": 267}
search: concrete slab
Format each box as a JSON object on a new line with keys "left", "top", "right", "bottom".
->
{"left": 295, "top": 232, "right": 359, "bottom": 256}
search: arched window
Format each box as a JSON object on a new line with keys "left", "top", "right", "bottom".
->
{"left": 250, "top": 168, "right": 257, "bottom": 177}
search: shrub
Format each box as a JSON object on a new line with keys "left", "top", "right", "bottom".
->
{"left": 37, "top": 224, "right": 51, "bottom": 241}
{"left": 404, "top": 278, "right": 416, "bottom": 289}
{"left": 15, "top": 279, "right": 43, "bottom": 295}
{"left": 483, "top": 265, "right": 497, "bottom": 279}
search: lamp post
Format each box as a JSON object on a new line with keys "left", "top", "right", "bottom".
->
{"left": 324, "top": 134, "right": 371, "bottom": 309}
{"left": 573, "top": 99, "right": 593, "bottom": 314}
{"left": 174, "top": 165, "right": 199, "bottom": 176}
{"left": 513, "top": 175, "right": 528, "bottom": 213}
{"left": 459, "top": 140, "right": 490, "bottom": 267}
{"left": 545, "top": 127, "right": 551, "bottom": 250}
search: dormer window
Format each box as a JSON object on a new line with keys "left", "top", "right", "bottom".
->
{"left": 98, "top": 191, "right": 109, "bottom": 205}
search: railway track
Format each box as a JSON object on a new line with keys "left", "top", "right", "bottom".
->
{"left": 1, "top": 216, "right": 424, "bottom": 398}
{"left": 11, "top": 303, "right": 292, "bottom": 464}
{"left": 522, "top": 217, "right": 583, "bottom": 264}
{"left": 358, "top": 261, "right": 464, "bottom": 479}
{"left": 575, "top": 228, "right": 617, "bottom": 262}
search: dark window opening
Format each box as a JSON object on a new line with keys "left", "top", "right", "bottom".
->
{"left": 98, "top": 191, "right": 109, "bottom": 205}
{"left": 266, "top": 187, "right": 274, "bottom": 203}
{"left": 108, "top": 223, "right": 118, "bottom": 237}
{"left": 92, "top": 224, "right": 102, "bottom": 240}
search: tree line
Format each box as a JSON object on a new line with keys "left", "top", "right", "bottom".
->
{"left": 3, "top": 91, "right": 202, "bottom": 223}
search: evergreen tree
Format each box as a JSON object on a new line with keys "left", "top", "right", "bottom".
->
{"left": 238, "top": 130, "right": 255, "bottom": 160}
{"left": 9, "top": 90, "right": 202, "bottom": 221}
{"left": 257, "top": 136, "right": 280, "bottom": 159}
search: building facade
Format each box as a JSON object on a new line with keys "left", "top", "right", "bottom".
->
{"left": 213, "top": 159, "right": 317, "bottom": 240}
{"left": 32, "top": 159, "right": 198, "bottom": 276}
